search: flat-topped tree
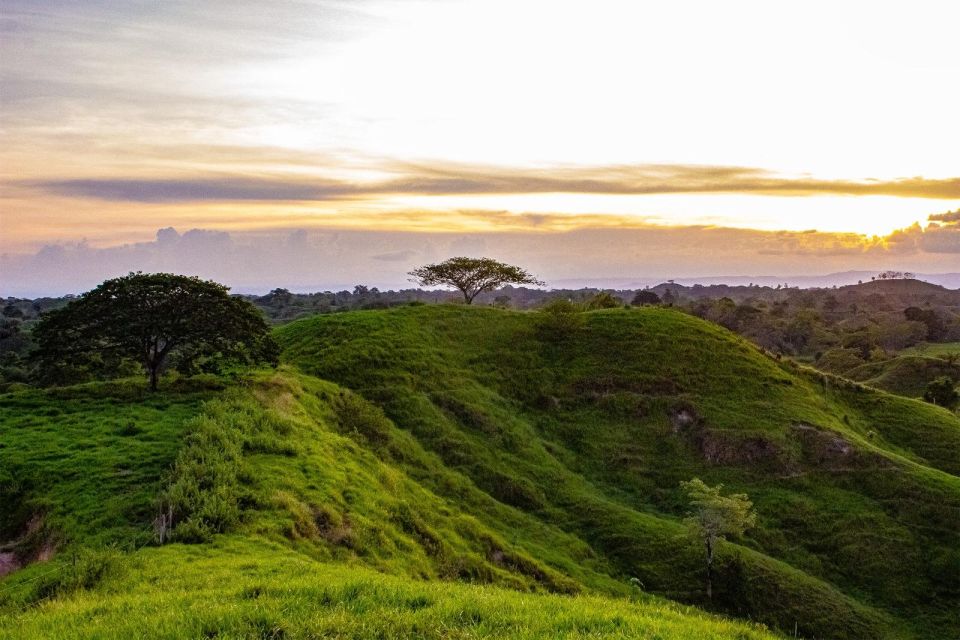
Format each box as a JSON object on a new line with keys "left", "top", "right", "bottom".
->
{"left": 409, "top": 257, "right": 543, "bottom": 304}
{"left": 34, "top": 272, "right": 278, "bottom": 390}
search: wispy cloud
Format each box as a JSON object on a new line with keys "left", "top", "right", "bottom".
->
{"left": 27, "top": 164, "right": 960, "bottom": 203}
{"left": 34, "top": 177, "right": 358, "bottom": 203}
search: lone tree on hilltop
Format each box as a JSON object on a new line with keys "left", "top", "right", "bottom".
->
{"left": 680, "top": 478, "right": 756, "bottom": 601}
{"left": 34, "top": 272, "right": 278, "bottom": 390}
{"left": 408, "top": 257, "right": 543, "bottom": 304}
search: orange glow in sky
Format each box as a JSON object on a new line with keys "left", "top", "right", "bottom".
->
{"left": 1, "top": 0, "right": 959, "bottom": 264}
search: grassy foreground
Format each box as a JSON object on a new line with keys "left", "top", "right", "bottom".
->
{"left": 1, "top": 536, "right": 777, "bottom": 640}
{"left": 0, "top": 372, "right": 777, "bottom": 639}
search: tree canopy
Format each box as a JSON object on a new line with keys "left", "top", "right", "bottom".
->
{"left": 923, "top": 376, "right": 958, "bottom": 409}
{"left": 408, "top": 257, "right": 543, "bottom": 304}
{"left": 34, "top": 273, "right": 278, "bottom": 390}
{"left": 631, "top": 290, "right": 661, "bottom": 306}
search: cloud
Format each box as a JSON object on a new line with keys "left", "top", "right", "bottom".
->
{"left": 372, "top": 250, "right": 416, "bottom": 262}
{"left": 35, "top": 178, "right": 359, "bottom": 203}
{"left": 3, "top": 219, "right": 957, "bottom": 297}
{"left": 25, "top": 164, "right": 960, "bottom": 203}
{"left": 878, "top": 219, "right": 960, "bottom": 254}
{"left": 920, "top": 224, "right": 960, "bottom": 253}
{"left": 929, "top": 209, "right": 960, "bottom": 223}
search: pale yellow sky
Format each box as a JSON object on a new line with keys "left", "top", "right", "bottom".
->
{"left": 1, "top": 0, "right": 959, "bottom": 281}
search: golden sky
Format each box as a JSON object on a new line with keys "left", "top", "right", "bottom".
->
{"left": 1, "top": 0, "right": 959, "bottom": 292}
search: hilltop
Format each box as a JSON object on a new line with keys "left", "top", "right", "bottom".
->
{"left": 2, "top": 305, "right": 959, "bottom": 638}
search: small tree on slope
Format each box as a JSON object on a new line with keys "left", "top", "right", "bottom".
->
{"left": 680, "top": 478, "right": 756, "bottom": 601}
{"left": 408, "top": 257, "right": 543, "bottom": 304}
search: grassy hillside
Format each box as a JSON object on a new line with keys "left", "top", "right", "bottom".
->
{"left": 1, "top": 372, "right": 776, "bottom": 639}
{"left": 0, "top": 378, "right": 222, "bottom": 553}
{"left": 3, "top": 304, "right": 959, "bottom": 639}
{"left": 2, "top": 537, "right": 777, "bottom": 640}
{"left": 276, "top": 305, "right": 960, "bottom": 639}
{"left": 901, "top": 342, "right": 960, "bottom": 358}
{"left": 844, "top": 355, "right": 960, "bottom": 398}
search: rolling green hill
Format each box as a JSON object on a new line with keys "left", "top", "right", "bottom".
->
{"left": 0, "top": 373, "right": 774, "bottom": 640}
{"left": 843, "top": 355, "right": 960, "bottom": 398}
{"left": 3, "top": 305, "right": 959, "bottom": 639}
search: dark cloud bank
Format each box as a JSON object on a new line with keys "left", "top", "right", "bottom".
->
{"left": 28, "top": 164, "right": 960, "bottom": 203}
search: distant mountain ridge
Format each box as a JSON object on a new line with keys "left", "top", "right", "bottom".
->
{"left": 551, "top": 271, "right": 960, "bottom": 291}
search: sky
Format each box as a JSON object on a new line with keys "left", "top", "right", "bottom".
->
{"left": 2, "top": 0, "right": 959, "bottom": 295}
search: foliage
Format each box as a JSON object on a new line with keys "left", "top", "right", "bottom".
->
{"left": 816, "top": 347, "right": 866, "bottom": 374}
{"left": 535, "top": 298, "right": 585, "bottom": 339}
{"left": 584, "top": 292, "right": 622, "bottom": 310}
{"left": 408, "top": 257, "right": 543, "bottom": 304}
{"left": 905, "top": 306, "right": 948, "bottom": 341}
{"left": 159, "top": 408, "right": 248, "bottom": 542}
{"left": 680, "top": 478, "right": 756, "bottom": 600}
{"left": 923, "top": 376, "right": 959, "bottom": 409}
{"left": 32, "top": 273, "right": 278, "bottom": 389}
{"left": 631, "top": 290, "right": 661, "bottom": 306}
{"left": 844, "top": 356, "right": 960, "bottom": 398}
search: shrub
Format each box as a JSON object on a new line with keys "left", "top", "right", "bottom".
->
{"left": 159, "top": 411, "right": 246, "bottom": 542}
{"left": 585, "top": 292, "right": 622, "bottom": 310}
{"left": 924, "top": 376, "right": 959, "bottom": 409}
{"left": 30, "top": 547, "right": 125, "bottom": 604}
{"left": 333, "top": 391, "right": 393, "bottom": 446}
{"left": 536, "top": 298, "right": 585, "bottom": 340}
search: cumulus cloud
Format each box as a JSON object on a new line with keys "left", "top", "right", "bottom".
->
{"left": 929, "top": 209, "right": 960, "bottom": 224}
{"left": 4, "top": 219, "right": 958, "bottom": 297}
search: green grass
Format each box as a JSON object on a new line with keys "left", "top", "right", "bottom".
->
{"left": 1, "top": 536, "right": 779, "bottom": 640}
{"left": 901, "top": 342, "right": 960, "bottom": 358}
{"left": 843, "top": 355, "right": 960, "bottom": 398}
{"left": 3, "top": 305, "right": 960, "bottom": 639}
{"left": 0, "top": 377, "right": 222, "bottom": 548}
{"left": 275, "top": 305, "right": 960, "bottom": 638}
{"left": 0, "top": 371, "right": 775, "bottom": 640}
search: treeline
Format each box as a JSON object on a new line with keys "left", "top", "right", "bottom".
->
{"left": 3, "top": 277, "right": 959, "bottom": 393}
{"left": 679, "top": 281, "right": 960, "bottom": 361}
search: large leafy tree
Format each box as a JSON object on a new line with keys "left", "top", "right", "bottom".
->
{"left": 408, "top": 257, "right": 543, "bottom": 304}
{"left": 680, "top": 478, "right": 756, "bottom": 601}
{"left": 33, "top": 273, "right": 278, "bottom": 390}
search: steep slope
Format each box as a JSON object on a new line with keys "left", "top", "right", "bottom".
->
{"left": 276, "top": 305, "right": 960, "bottom": 639}
{"left": 0, "top": 373, "right": 777, "bottom": 640}
{"left": 0, "top": 379, "right": 221, "bottom": 560}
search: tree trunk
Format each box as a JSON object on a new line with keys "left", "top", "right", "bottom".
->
{"left": 148, "top": 364, "right": 159, "bottom": 391}
{"left": 705, "top": 538, "right": 714, "bottom": 601}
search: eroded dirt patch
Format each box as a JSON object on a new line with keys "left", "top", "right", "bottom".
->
{"left": 0, "top": 551, "right": 21, "bottom": 577}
